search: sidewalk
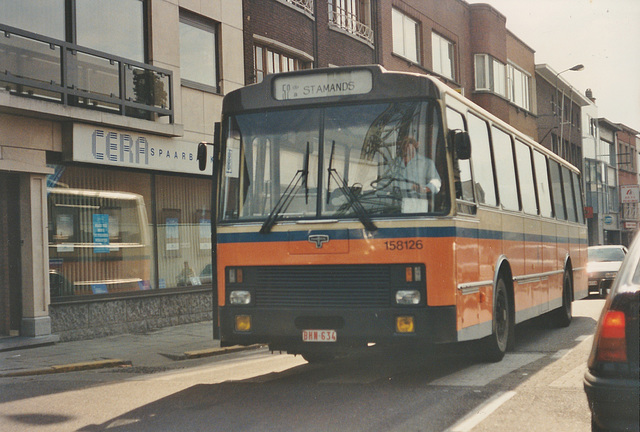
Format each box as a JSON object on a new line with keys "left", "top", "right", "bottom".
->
{"left": 0, "top": 321, "right": 258, "bottom": 377}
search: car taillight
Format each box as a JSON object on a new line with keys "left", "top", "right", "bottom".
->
{"left": 596, "top": 310, "right": 627, "bottom": 362}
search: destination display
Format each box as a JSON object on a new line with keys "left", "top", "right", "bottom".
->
{"left": 273, "top": 69, "right": 373, "bottom": 100}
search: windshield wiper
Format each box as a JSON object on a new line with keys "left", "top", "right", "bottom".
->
{"left": 260, "top": 143, "right": 310, "bottom": 234}
{"left": 327, "top": 141, "right": 377, "bottom": 232}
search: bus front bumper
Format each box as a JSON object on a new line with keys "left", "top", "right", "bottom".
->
{"left": 219, "top": 306, "right": 457, "bottom": 353}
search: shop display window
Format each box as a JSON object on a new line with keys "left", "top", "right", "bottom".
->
{"left": 47, "top": 166, "right": 212, "bottom": 298}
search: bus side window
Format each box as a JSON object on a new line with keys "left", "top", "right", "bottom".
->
{"left": 445, "top": 107, "right": 473, "bottom": 202}
{"left": 562, "top": 166, "right": 578, "bottom": 222}
{"left": 549, "top": 160, "right": 566, "bottom": 220}
{"left": 467, "top": 113, "right": 497, "bottom": 206}
{"left": 533, "top": 151, "right": 553, "bottom": 218}
{"left": 491, "top": 127, "right": 519, "bottom": 212}
{"left": 515, "top": 139, "right": 538, "bottom": 215}
{"left": 572, "top": 172, "right": 585, "bottom": 224}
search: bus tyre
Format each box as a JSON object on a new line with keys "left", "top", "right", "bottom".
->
{"left": 481, "top": 277, "right": 511, "bottom": 363}
{"left": 551, "top": 270, "right": 572, "bottom": 328}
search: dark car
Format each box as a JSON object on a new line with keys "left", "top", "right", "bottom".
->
{"left": 587, "top": 245, "right": 628, "bottom": 298}
{"left": 584, "top": 236, "right": 640, "bottom": 432}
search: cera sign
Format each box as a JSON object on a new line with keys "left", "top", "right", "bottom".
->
{"left": 71, "top": 124, "right": 212, "bottom": 175}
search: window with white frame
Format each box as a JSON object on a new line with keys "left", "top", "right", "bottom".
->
{"left": 432, "top": 32, "right": 455, "bottom": 80}
{"left": 254, "top": 44, "right": 309, "bottom": 83}
{"left": 475, "top": 54, "right": 506, "bottom": 97}
{"left": 392, "top": 8, "right": 419, "bottom": 63}
{"left": 507, "top": 63, "right": 530, "bottom": 110}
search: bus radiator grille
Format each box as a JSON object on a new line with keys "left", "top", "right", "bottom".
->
{"left": 249, "top": 264, "right": 395, "bottom": 308}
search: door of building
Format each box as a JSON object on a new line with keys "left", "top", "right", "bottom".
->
{"left": 0, "top": 173, "right": 22, "bottom": 336}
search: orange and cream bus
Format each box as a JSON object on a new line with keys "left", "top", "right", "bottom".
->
{"left": 199, "top": 65, "right": 587, "bottom": 362}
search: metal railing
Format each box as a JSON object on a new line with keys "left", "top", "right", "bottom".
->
{"left": 0, "top": 24, "right": 173, "bottom": 123}
{"left": 328, "top": 4, "right": 374, "bottom": 45}
{"left": 284, "top": 0, "right": 314, "bottom": 15}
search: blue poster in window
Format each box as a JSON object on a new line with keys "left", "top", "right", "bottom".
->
{"left": 93, "top": 214, "right": 110, "bottom": 253}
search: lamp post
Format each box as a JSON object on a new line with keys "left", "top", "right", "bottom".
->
{"left": 555, "top": 64, "right": 584, "bottom": 160}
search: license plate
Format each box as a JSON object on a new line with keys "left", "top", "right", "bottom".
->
{"left": 588, "top": 280, "right": 597, "bottom": 286}
{"left": 302, "top": 330, "right": 337, "bottom": 342}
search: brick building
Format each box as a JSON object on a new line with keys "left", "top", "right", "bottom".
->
{"left": 616, "top": 124, "right": 640, "bottom": 246}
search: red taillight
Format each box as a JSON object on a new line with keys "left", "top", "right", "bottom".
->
{"left": 596, "top": 310, "right": 627, "bottom": 362}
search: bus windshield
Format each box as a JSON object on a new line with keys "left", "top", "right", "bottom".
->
{"left": 220, "top": 99, "right": 449, "bottom": 224}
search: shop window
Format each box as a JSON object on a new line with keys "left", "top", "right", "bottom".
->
{"left": 179, "top": 12, "right": 220, "bottom": 92}
{"left": 47, "top": 166, "right": 212, "bottom": 298}
{"left": 155, "top": 175, "right": 212, "bottom": 289}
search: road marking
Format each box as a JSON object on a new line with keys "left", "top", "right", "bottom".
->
{"left": 429, "top": 353, "right": 544, "bottom": 387}
{"left": 551, "top": 349, "right": 570, "bottom": 359}
{"left": 575, "top": 335, "right": 591, "bottom": 342}
{"left": 445, "top": 391, "right": 517, "bottom": 432}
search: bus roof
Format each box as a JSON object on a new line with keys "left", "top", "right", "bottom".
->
{"left": 224, "top": 64, "right": 580, "bottom": 174}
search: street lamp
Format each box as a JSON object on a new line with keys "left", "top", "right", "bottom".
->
{"left": 555, "top": 64, "right": 584, "bottom": 160}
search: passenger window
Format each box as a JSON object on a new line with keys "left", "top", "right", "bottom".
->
{"left": 446, "top": 107, "right": 473, "bottom": 202}
{"left": 572, "top": 172, "right": 585, "bottom": 223}
{"left": 491, "top": 127, "right": 519, "bottom": 211}
{"left": 467, "top": 114, "right": 497, "bottom": 206}
{"left": 549, "top": 160, "right": 566, "bottom": 220}
{"left": 533, "top": 151, "right": 552, "bottom": 218}
{"left": 562, "top": 166, "right": 577, "bottom": 222}
{"left": 515, "top": 140, "right": 537, "bottom": 215}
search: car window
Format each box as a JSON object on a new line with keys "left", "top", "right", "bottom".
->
{"left": 588, "top": 247, "right": 627, "bottom": 262}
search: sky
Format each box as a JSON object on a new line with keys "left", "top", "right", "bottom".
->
{"left": 466, "top": 0, "right": 640, "bottom": 133}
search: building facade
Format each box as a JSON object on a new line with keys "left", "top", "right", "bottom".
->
{"left": 616, "top": 124, "right": 640, "bottom": 246}
{"left": 0, "top": 0, "right": 243, "bottom": 341}
{"left": 535, "top": 64, "right": 588, "bottom": 170}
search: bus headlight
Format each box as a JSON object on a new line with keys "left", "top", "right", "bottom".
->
{"left": 396, "top": 290, "right": 421, "bottom": 305}
{"left": 230, "top": 290, "right": 252, "bottom": 305}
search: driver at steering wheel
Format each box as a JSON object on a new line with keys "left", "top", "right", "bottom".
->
{"left": 395, "top": 136, "right": 441, "bottom": 196}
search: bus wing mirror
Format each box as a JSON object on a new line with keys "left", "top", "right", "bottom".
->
{"left": 197, "top": 142, "right": 208, "bottom": 171}
{"left": 452, "top": 130, "right": 471, "bottom": 160}
{"left": 197, "top": 122, "right": 221, "bottom": 171}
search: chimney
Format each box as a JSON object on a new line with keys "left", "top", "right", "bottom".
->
{"left": 585, "top": 88, "right": 596, "bottom": 103}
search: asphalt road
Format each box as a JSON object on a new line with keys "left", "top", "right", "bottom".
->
{"left": 0, "top": 299, "right": 604, "bottom": 432}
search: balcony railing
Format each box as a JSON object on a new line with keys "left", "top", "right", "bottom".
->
{"left": 328, "top": 5, "right": 374, "bottom": 45}
{"left": 0, "top": 24, "right": 173, "bottom": 123}
{"left": 284, "top": 0, "right": 314, "bottom": 15}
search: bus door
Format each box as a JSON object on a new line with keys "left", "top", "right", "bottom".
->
{"left": 446, "top": 106, "right": 481, "bottom": 333}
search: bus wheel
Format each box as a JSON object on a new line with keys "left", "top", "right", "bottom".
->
{"left": 481, "top": 277, "right": 511, "bottom": 363}
{"left": 551, "top": 270, "right": 573, "bottom": 328}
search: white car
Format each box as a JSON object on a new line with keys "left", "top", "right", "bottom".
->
{"left": 587, "top": 245, "right": 628, "bottom": 298}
